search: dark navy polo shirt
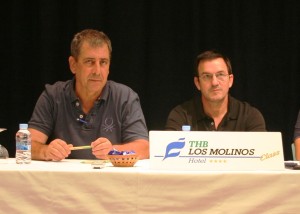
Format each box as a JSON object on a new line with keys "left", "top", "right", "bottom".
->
{"left": 29, "top": 79, "right": 148, "bottom": 159}
{"left": 294, "top": 110, "right": 300, "bottom": 141}
{"left": 165, "top": 94, "right": 266, "bottom": 131}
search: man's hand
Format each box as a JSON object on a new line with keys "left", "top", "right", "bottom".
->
{"left": 45, "top": 139, "right": 72, "bottom": 161}
{"left": 91, "top": 137, "right": 113, "bottom": 159}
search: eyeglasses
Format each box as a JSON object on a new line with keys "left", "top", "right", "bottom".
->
{"left": 199, "top": 73, "right": 230, "bottom": 82}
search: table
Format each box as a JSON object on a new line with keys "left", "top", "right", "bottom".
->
{"left": 1, "top": 158, "right": 300, "bottom": 213}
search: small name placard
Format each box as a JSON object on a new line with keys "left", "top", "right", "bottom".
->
{"left": 149, "top": 131, "right": 285, "bottom": 171}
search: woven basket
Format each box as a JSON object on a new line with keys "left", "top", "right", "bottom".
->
{"left": 108, "top": 154, "right": 139, "bottom": 167}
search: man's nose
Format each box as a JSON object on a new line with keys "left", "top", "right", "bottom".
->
{"left": 211, "top": 74, "right": 219, "bottom": 85}
{"left": 92, "top": 62, "right": 102, "bottom": 75}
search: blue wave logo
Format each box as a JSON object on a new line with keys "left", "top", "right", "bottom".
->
{"left": 163, "top": 138, "right": 185, "bottom": 160}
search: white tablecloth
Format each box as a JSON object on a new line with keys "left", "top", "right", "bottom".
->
{"left": 0, "top": 158, "right": 299, "bottom": 213}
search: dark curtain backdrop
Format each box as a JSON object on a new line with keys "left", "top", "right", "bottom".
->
{"left": 1, "top": 0, "right": 300, "bottom": 160}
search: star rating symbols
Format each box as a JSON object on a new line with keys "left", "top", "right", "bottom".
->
{"left": 209, "top": 159, "right": 227, "bottom": 163}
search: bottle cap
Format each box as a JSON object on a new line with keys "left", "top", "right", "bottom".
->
{"left": 19, "top": 124, "right": 28, "bottom": 129}
{"left": 182, "top": 125, "right": 191, "bottom": 131}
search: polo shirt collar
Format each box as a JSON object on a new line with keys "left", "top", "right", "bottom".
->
{"left": 227, "top": 95, "right": 239, "bottom": 120}
{"left": 69, "top": 78, "right": 110, "bottom": 104}
{"left": 195, "top": 94, "right": 238, "bottom": 121}
{"left": 97, "top": 81, "right": 109, "bottom": 101}
{"left": 69, "top": 78, "right": 78, "bottom": 103}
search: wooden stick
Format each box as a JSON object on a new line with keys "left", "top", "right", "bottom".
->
{"left": 70, "top": 145, "right": 92, "bottom": 150}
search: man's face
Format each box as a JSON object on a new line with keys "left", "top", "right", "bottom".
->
{"left": 69, "top": 41, "right": 110, "bottom": 96}
{"left": 194, "top": 58, "right": 233, "bottom": 103}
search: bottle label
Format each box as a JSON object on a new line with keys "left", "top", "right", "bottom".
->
{"left": 16, "top": 144, "right": 31, "bottom": 150}
{"left": 16, "top": 131, "right": 31, "bottom": 151}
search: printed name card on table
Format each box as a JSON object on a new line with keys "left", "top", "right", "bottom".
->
{"left": 149, "top": 131, "right": 285, "bottom": 171}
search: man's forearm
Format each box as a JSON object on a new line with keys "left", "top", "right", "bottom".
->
{"left": 31, "top": 141, "right": 50, "bottom": 161}
{"left": 295, "top": 138, "right": 300, "bottom": 161}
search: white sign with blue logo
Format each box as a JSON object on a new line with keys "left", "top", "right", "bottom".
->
{"left": 149, "top": 131, "right": 285, "bottom": 171}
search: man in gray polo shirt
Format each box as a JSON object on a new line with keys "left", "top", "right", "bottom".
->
{"left": 28, "top": 29, "right": 149, "bottom": 161}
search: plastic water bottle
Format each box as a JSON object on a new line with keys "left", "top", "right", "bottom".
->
{"left": 16, "top": 123, "right": 31, "bottom": 164}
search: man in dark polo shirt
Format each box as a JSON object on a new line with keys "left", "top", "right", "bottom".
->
{"left": 165, "top": 50, "right": 266, "bottom": 131}
{"left": 28, "top": 29, "right": 149, "bottom": 161}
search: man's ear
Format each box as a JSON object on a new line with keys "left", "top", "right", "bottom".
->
{"left": 69, "top": 56, "right": 76, "bottom": 74}
{"left": 194, "top": 76, "right": 201, "bottom": 91}
{"left": 229, "top": 74, "right": 234, "bottom": 88}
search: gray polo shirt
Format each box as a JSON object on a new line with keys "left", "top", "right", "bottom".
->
{"left": 29, "top": 79, "right": 148, "bottom": 159}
